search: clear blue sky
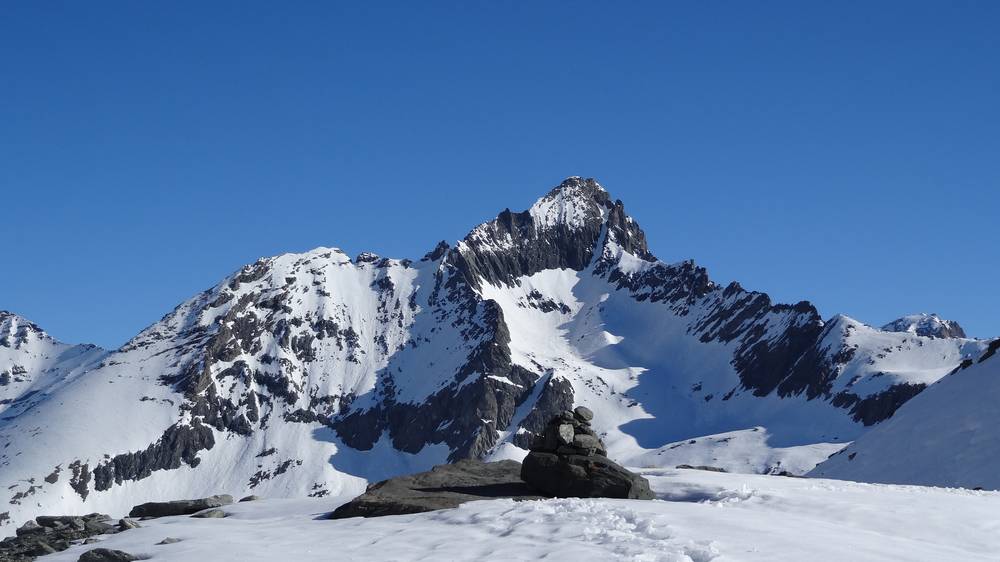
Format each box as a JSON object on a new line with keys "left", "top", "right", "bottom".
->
{"left": 2, "top": 1, "right": 997, "bottom": 348}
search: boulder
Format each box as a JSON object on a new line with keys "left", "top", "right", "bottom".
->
{"left": 190, "top": 508, "right": 226, "bottom": 519}
{"left": 36, "top": 515, "right": 86, "bottom": 531}
{"left": 128, "top": 494, "right": 233, "bottom": 518}
{"left": 156, "top": 537, "right": 182, "bottom": 545}
{"left": 15, "top": 520, "right": 46, "bottom": 537}
{"left": 117, "top": 518, "right": 141, "bottom": 530}
{"left": 521, "top": 452, "right": 655, "bottom": 500}
{"left": 329, "top": 459, "right": 545, "bottom": 519}
{"left": 79, "top": 513, "right": 115, "bottom": 534}
{"left": 78, "top": 548, "right": 142, "bottom": 562}
{"left": 239, "top": 495, "right": 261, "bottom": 502}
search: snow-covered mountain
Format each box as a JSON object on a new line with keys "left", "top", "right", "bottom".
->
{"left": 0, "top": 311, "right": 106, "bottom": 416}
{"left": 810, "top": 339, "right": 1000, "bottom": 488}
{"left": 0, "top": 177, "right": 988, "bottom": 529}
{"left": 881, "top": 313, "right": 967, "bottom": 339}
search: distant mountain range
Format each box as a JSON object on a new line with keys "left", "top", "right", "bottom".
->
{"left": 0, "top": 177, "right": 991, "bottom": 529}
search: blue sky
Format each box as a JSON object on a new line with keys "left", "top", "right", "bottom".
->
{"left": 2, "top": 1, "right": 997, "bottom": 348}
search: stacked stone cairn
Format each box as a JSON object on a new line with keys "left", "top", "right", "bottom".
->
{"left": 520, "top": 406, "right": 654, "bottom": 500}
{"left": 531, "top": 406, "right": 606, "bottom": 456}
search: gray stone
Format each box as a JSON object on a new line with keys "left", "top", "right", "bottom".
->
{"left": 556, "top": 423, "right": 575, "bottom": 445}
{"left": 573, "top": 406, "right": 594, "bottom": 422}
{"left": 36, "top": 515, "right": 86, "bottom": 531}
{"left": 31, "top": 541, "right": 58, "bottom": 555}
{"left": 156, "top": 537, "right": 182, "bottom": 545}
{"left": 190, "top": 508, "right": 226, "bottom": 518}
{"left": 117, "top": 517, "right": 141, "bottom": 530}
{"left": 129, "top": 494, "right": 233, "bottom": 518}
{"left": 0, "top": 512, "right": 125, "bottom": 560}
{"left": 83, "top": 517, "right": 116, "bottom": 535}
{"left": 329, "top": 459, "right": 545, "bottom": 519}
{"left": 15, "top": 520, "right": 46, "bottom": 537}
{"left": 572, "top": 433, "right": 601, "bottom": 451}
{"left": 78, "top": 548, "right": 142, "bottom": 562}
{"left": 521, "top": 451, "right": 654, "bottom": 500}
{"left": 239, "top": 495, "right": 261, "bottom": 502}
{"left": 676, "top": 464, "right": 728, "bottom": 473}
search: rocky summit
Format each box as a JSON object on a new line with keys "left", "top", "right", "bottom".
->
{"left": 0, "top": 177, "right": 989, "bottom": 531}
{"left": 521, "top": 408, "right": 654, "bottom": 500}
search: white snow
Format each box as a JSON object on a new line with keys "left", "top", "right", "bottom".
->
{"left": 0, "top": 312, "right": 107, "bottom": 415}
{"left": 41, "top": 469, "right": 1000, "bottom": 562}
{"left": 810, "top": 344, "right": 1000, "bottom": 489}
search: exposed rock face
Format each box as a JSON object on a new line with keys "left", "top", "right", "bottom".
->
{"left": 329, "top": 460, "right": 544, "bottom": 519}
{"left": 521, "top": 409, "right": 654, "bottom": 500}
{"left": 128, "top": 495, "right": 233, "bottom": 518}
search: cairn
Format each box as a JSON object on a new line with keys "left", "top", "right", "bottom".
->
{"left": 520, "top": 406, "right": 654, "bottom": 500}
{"left": 530, "top": 406, "right": 607, "bottom": 457}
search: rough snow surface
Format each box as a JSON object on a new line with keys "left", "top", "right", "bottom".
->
{"left": 42, "top": 469, "right": 1000, "bottom": 562}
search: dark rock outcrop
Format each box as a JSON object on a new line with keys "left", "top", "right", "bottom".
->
{"left": 128, "top": 494, "right": 233, "bottom": 518}
{"left": 329, "top": 459, "right": 545, "bottom": 519}
{"left": 78, "top": 548, "right": 142, "bottom": 562}
{"left": 0, "top": 513, "right": 119, "bottom": 562}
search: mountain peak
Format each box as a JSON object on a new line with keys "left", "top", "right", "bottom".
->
{"left": 881, "top": 313, "right": 967, "bottom": 339}
{"left": 0, "top": 311, "right": 51, "bottom": 349}
{"left": 528, "top": 177, "right": 612, "bottom": 231}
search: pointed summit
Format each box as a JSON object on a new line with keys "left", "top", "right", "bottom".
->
{"left": 0, "top": 311, "right": 51, "bottom": 349}
{"left": 529, "top": 177, "right": 612, "bottom": 231}
{"left": 453, "top": 177, "right": 654, "bottom": 287}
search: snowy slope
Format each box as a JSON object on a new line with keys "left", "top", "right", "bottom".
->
{"left": 810, "top": 340, "right": 1000, "bottom": 489}
{"left": 0, "top": 177, "right": 988, "bottom": 531}
{"left": 42, "top": 469, "right": 1000, "bottom": 562}
{"left": 0, "top": 311, "right": 106, "bottom": 416}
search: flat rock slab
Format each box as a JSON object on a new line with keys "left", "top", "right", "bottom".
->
{"left": 128, "top": 494, "right": 233, "bottom": 518}
{"left": 329, "top": 459, "right": 546, "bottom": 519}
